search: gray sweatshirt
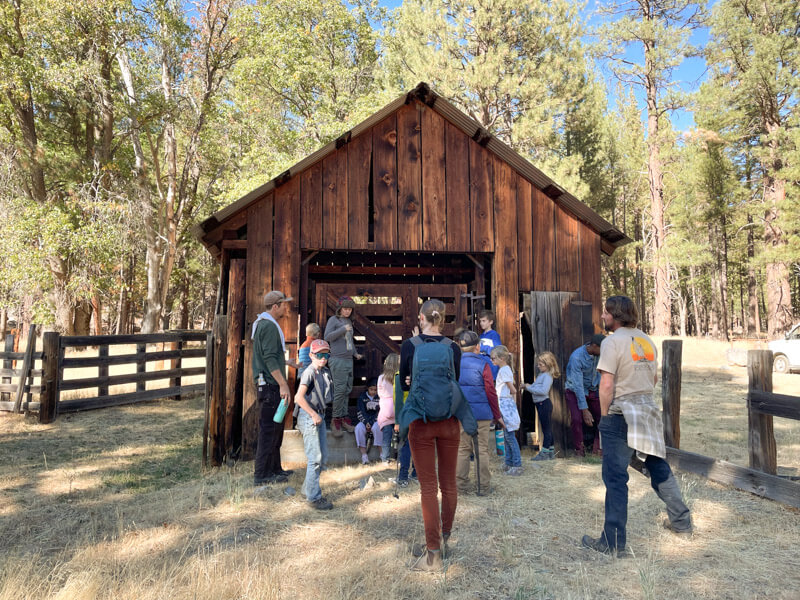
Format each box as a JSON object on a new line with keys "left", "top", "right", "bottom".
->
{"left": 324, "top": 315, "right": 358, "bottom": 359}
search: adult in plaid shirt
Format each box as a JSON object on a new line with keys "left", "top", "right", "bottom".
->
{"left": 582, "top": 296, "right": 692, "bottom": 555}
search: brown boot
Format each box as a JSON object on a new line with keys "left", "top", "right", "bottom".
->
{"left": 331, "top": 418, "right": 344, "bottom": 437}
{"left": 411, "top": 548, "right": 443, "bottom": 571}
{"left": 341, "top": 417, "right": 355, "bottom": 433}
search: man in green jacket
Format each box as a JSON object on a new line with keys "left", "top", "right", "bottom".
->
{"left": 252, "top": 290, "right": 294, "bottom": 485}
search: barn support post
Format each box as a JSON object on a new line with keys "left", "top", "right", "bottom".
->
{"left": 747, "top": 350, "right": 777, "bottom": 475}
{"left": 225, "top": 259, "right": 246, "bottom": 460}
{"left": 209, "top": 314, "right": 228, "bottom": 466}
{"left": 661, "top": 340, "right": 682, "bottom": 448}
{"left": 39, "top": 331, "right": 60, "bottom": 424}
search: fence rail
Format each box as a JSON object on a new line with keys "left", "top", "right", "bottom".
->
{"left": 0, "top": 328, "right": 209, "bottom": 422}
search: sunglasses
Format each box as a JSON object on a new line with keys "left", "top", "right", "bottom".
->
{"left": 314, "top": 353, "right": 330, "bottom": 360}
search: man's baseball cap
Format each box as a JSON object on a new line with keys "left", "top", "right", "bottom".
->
{"left": 589, "top": 334, "right": 606, "bottom": 347}
{"left": 264, "top": 290, "right": 293, "bottom": 306}
{"left": 457, "top": 330, "right": 480, "bottom": 348}
{"left": 310, "top": 339, "right": 330, "bottom": 354}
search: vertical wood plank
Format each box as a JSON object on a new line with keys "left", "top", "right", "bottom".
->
{"left": 210, "top": 314, "right": 228, "bottom": 467}
{"left": 13, "top": 324, "right": 36, "bottom": 413}
{"left": 579, "top": 222, "right": 602, "bottom": 329}
{"left": 556, "top": 206, "right": 580, "bottom": 292}
{"left": 203, "top": 329, "right": 213, "bottom": 466}
{"left": 469, "top": 140, "right": 494, "bottom": 252}
{"left": 243, "top": 193, "right": 273, "bottom": 460}
{"left": 532, "top": 187, "right": 555, "bottom": 291}
{"left": 1, "top": 334, "right": 13, "bottom": 402}
{"left": 661, "top": 339, "right": 682, "bottom": 449}
{"left": 169, "top": 340, "right": 183, "bottom": 401}
{"left": 323, "top": 150, "right": 348, "bottom": 249}
{"left": 225, "top": 259, "right": 246, "bottom": 460}
{"left": 274, "top": 177, "right": 301, "bottom": 399}
{"left": 348, "top": 133, "right": 371, "bottom": 249}
{"left": 98, "top": 344, "right": 109, "bottom": 398}
{"left": 372, "top": 115, "right": 398, "bottom": 250}
{"left": 445, "top": 122, "right": 470, "bottom": 252}
{"left": 516, "top": 175, "right": 534, "bottom": 291}
{"left": 747, "top": 350, "right": 777, "bottom": 475}
{"left": 136, "top": 343, "right": 146, "bottom": 392}
{"left": 402, "top": 284, "right": 420, "bottom": 340}
{"left": 492, "top": 157, "right": 519, "bottom": 360}
{"left": 397, "top": 103, "right": 422, "bottom": 250}
{"left": 300, "top": 163, "right": 323, "bottom": 249}
{"left": 39, "top": 332, "right": 59, "bottom": 424}
{"left": 421, "top": 105, "right": 447, "bottom": 251}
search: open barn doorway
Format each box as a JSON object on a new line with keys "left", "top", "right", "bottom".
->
{"left": 302, "top": 251, "right": 490, "bottom": 401}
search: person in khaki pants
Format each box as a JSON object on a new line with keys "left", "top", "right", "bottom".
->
{"left": 454, "top": 331, "right": 504, "bottom": 493}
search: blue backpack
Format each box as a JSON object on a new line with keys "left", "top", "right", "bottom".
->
{"left": 408, "top": 336, "right": 456, "bottom": 422}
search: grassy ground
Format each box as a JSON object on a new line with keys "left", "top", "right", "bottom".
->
{"left": 1, "top": 338, "right": 798, "bottom": 599}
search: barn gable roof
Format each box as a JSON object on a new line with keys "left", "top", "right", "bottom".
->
{"left": 194, "top": 82, "right": 631, "bottom": 255}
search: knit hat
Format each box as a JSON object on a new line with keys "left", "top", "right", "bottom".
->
{"left": 337, "top": 296, "right": 356, "bottom": 310}
{"left": 589, "top": 334, "right": 606, "bottom": 347}
{"left": 457, "top": 330, "right": 480, "bottom": 349}
{"left": 310, "top": 339, "right": 330, "bottom": 354}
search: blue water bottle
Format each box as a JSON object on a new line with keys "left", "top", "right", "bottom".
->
{"left": 273, "top": 398, "right": 289, "bottom": 423}
{"left": 495, "top": 429, "right": 505, "bottom": 456}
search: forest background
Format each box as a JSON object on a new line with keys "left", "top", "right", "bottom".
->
{"left": 0, "top": 0, "right": 797, "bottom": 339}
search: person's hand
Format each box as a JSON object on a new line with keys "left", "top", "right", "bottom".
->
{"left": 366, "top": 423, "right": 371, "bottom": 431}
{"left": 345, "top": 324, "right": 353, "bottom": 332}
{"left": 354, "top": 353, "right": 363, "bottom": 360}
{"left": 279, "top": 382, "right": 291, "bottom": 400}
{"left": 312, "top": 412, "right": 322, "bottom": 426}
{"left": 394, "top": 424, "right": 399, "bottom": 433}
{"left": 582, "top": 408, "right": 594, "bottom": 427}
{"left": 496, "top": 417, "right": 505, "bottom": 430}
{"left": 412, "top": 325, "right": 420, "bottom": 336}
{"left": 405, "top": 376, "right": 411, "bottom": 386}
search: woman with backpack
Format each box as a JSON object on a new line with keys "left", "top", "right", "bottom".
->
{"left": 398, "top": 299, "right": 477, "bottom": 572}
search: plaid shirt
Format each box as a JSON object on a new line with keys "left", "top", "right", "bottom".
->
{"left": 608, "top": 392, "right": 666, "bottom": 459}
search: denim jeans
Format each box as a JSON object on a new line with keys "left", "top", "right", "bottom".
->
{"left": 297, "top": 410, "right": 328, "bottom": 502}
{"left": 380, "top": 424, "right": 394, "bottom": 461}
{"left": 534, "top": 398, "right": 554, "bottom": 448}
{"left": 503, "top": 429, "right": 522, "bottom": 467}
{"left": 599, "top": 414, "right": 689, "bottom": 550}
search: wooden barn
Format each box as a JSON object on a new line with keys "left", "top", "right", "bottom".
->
{"left": 195, "top": 83, "right": 630, "bottom": 464}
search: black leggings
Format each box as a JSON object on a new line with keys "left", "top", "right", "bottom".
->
{"left": 535, "top": 398, "right": 553, "bottom": 448}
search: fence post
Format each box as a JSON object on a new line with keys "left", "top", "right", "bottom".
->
{"left": 39, "top": 332, "right": 60, "bottom": 423}
{"left": 136, "top": 343, "right": 146, "bottom": 393}
{"left": 209, "top": 315, "right": 228, "bottom": 466}
{"left": 1, "top": 334, "right": 13, "bottom": 402}
{"left": 661, "top": 339, "right": 682, "bottom": 448}
{"left": 98, "top": 344, "right": 109, "bottom": 398}
{"left": 170, "top": 340, "right": 183, "bottom": 400}
{"left": 747, "top": 350, "right": 777, "bottom": 475}
{"left": 13, "top": 324, "right": 37, "bottom": 413}
{"left": 203, "top": 329, "right": 214, "bottom": 468}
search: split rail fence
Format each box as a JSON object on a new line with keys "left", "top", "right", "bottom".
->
{"left": 0, "top": 329, "right": 209, "bottom": 423}
{"left": 661, "top": 343, "right": 800, "bottom": 509}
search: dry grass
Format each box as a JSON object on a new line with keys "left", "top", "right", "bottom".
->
{"left": 1, "top": 338, "right": 799, "bottom": 599}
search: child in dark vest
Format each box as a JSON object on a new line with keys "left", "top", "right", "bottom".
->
{"left": 455, "top": 330, "right": 504, "bottom": 494}
{"left": 355, "top": 378, "right": 382, "bottom": 464}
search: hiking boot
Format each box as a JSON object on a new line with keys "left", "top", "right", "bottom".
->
{"left": 581, "top": 535, "right": 629, "bottom": 558}
{"left": 277, "top": 469, "right": 294, "bottom": 477}
{"left": 341, "top": 417, "right": 356, "bottom": 433}
{"left": 310, "top": 497, "right": 333, "bottom": 510}
{"left": 532, "top": 447, "right": 555, "bottom": 461}
{"left": 411, "top": 548, "right": 443, "bottom": 571}
{"left": 662, "top": 518, "right": 693, "bottom": 537}
{"left": 331, "top": 418, "right": 344, "bottom": 437}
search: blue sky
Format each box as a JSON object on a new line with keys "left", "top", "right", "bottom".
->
{"left": 377, "top": 0, "right": 712, "bottom": 133}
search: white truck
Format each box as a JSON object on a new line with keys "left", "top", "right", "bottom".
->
{"left": 769, "top": 322, "right": 800, "bottom": 373}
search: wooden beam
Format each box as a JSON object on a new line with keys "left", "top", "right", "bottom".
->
{"left": 325, "top": 291, "right": 400, "bottom": 355}
{"left": 666, "top": 447, "right": 800, "bottom": 509}
{"left": 661, "top": 340, "right": 682, "bottom": 448}
{"left": 747, "top": 350, "right": 777, "bottom": 475}
{"left": 748, "top": 390, "right": 800, "bottom": 420}
{"left": 308, "top": 264, "right": 472, "bottom": 276}
{"left": 13, "top": 325, "right": 36, "bottom": 413}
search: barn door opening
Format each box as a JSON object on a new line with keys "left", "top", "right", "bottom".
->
{"left": 521, "top": 292, "right": 594, "bottom": 456}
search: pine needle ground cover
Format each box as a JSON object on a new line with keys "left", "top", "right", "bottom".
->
{"left": 1, "top": 339, "right": 798, "bottom": 599}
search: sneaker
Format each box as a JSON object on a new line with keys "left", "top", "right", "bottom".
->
{"left": 389, "top": 477, "right": 409, "bottom": 488}
{"left": 581, "top": 535, "right": 629, "bottom": 557}
{"left": 254, "top": 473, "right": 288, "bottom": 486}
{"left": 341, "top": 417, "right": 356, "bottom": 433}
{"left": 532, "top": 448, "right": 555, "bottom": 461}
{"left": 310, "top": 497, "right": 333, "bottom": 510}
{"left": 411, "top": 549, "right": 443, "bottom": 571}
{"left": 361, "top": 454, "right": 369, "bottom": 465}
{"left": 506, "top": 466, "right": 523, "bottom": 476}
{"left": 501, "top": 464, "right": 512, "bottom": 473}
{"left": 662, "top": 518, "right": 693, "bottom": 537}
{"left": 277, "top": 469, "right": 294, "bottom": 476}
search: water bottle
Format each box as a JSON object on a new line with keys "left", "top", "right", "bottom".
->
{"left": 273, "top": 398, "right": 289, "bottom": 423}
{"left": 495, "top": 429, "right": 505, "bottom": 456}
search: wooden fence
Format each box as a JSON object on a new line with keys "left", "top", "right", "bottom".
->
{"left": 0, "top": 329, "right": 209, "bottom": 423}
{"left": 662, "top": 343, "right": 800, "bottom": 509}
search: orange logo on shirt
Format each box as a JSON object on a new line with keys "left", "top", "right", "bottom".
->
{"left": 630, "top": 337, "right": 655, "bottom": 362}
